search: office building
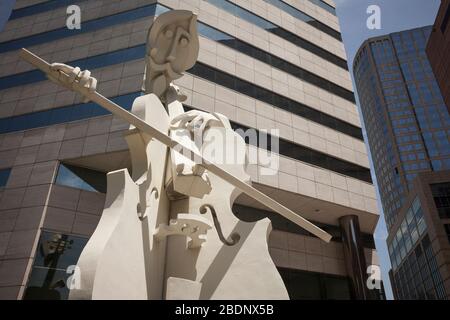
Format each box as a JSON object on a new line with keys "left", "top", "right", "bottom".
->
{"left": 354, "top": 26, "right": 450, "bottom": 299}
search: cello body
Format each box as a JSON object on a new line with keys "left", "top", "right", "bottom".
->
{"left": 68, "top": 93, "right": 288, "bottom": 300}
{"left": 69, "top": 94, "right": 171, "bottom": 299}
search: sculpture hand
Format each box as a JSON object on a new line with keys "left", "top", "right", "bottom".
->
{"left": 49, "top": 63, "right": 98, "bottom": 102}
{"left": 170, "top": 110, "right": 226, "bottom": 134}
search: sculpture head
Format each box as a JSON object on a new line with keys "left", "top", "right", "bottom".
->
{"left": 143, "top": 10, "right": 199, "bottom": 100}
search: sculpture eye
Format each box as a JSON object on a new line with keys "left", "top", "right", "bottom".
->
{"left": 165, "top": 29, "right": 174, "bottom": 38}
{"left": 179, "top": 37, "right": 189, "bottom": 47}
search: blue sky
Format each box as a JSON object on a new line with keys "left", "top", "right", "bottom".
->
{"left": 0, "top": 0, "right": 443, "bottom": 300}
{"left": 334, "top": 0, "right": 441, "bottom": 299}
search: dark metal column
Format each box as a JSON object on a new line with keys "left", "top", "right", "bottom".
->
{"left": 339, "top": 215, "right": 372, "bottom": 300}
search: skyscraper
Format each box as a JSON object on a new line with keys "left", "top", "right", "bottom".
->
{"left": 0, "top": 0, "right": 383, "bottom": 299}
{"left": 354, "top": 26, "right": 450, "bottom": 299}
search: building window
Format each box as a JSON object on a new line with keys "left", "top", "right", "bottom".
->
{"left": 277, "top": 268, "right": 352, "bottom": 300}
{"left": 440, "top": 5, "right": 450, "bottom": 33}
{"left": 261, "top": 0, "right": 341, "bottom": 40}
{"left": 444, "top": 224, "right": 450, "bottom": 244}
{"left": 190, "top": 62, "right": 360, "bottom": 138}
{"left": 55, "top": 163, "right": 107, "bottom": 193}
{"left": 233, "top": 204, "right": 376, "bottom": 248}
{"left": 388, "top": 197, "right": 427, "bottom": 270}
{"left": 0, "top": 92, "right": 139, "bottom": 135}
{"left": 0, "top": 168, "right": 11, "bottom": 187}
{"left": 23, "top": 231, "right": 88, "bottom": 300}
{"left": 0, "top": 3, "right": 165, "bottom": 54}
{"left": 203, "top": 0, "right": 348, "bottom": 70}
{"left": 392, "top": 234, "right": 447, "bottom": 299}
{"left": 431, "top": 182, "right": 450, "bottom": 218}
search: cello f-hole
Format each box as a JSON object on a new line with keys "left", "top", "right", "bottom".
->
{"left": 199, "top": 204, "right": 240, "bottom": 246}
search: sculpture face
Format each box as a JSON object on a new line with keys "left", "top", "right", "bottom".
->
{"left": 144, "top": 10, "right": 199, "bottom": 99}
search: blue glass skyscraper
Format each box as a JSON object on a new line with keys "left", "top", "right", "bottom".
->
{"left": 354, "top": 26, "right": 450, "bottom": 299}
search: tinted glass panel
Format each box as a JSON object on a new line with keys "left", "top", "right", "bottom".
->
{"left": 204, "top": 0, "right": 347, "bottom": 70}
{"left": 0, "top": 93, "right": 371, "bottom": 183}
{"left": 391, "top": 232, "right": 447, "bottom": 300}
{"left": 0, "top": 3, "right": 166, "bottom": 53}
{"left": 189, "top": 63, "right": 361, "bottom": 139}
{"left": 263, "top": 0, "right": 341, "bottom": 40}
{"left": 0, "top": 49, "right": 359, "bottom": 137}
{"left": 2, "top": 2, "right": 346, "bottom": 75}
{"left": 307, "top": 0, "right": 336, "bottom": 15}
{"left": 55, "top": 163, "right": 107, "bottom": 193}
{"left": 0, "top": 92, "right": 139, "bottom": 134}
{"left": 441, "top": 5, "right": 450, "bottom": 33}
{"left": 23, "top": 231, "right": 88, "bottom": 300}
{"left": 277, "top": 268, "right": 352, "bottom": 300}
{"left": 0, "top": 168, "right": 11, "bottom": 186}
{"left": 0, "top": 45, "right": 147, "bottom": 90}
{"left": 198, "top": 23, "right": 355, "bottom": 103}
{"left": 10, "top": 0, "right": 87, "bottom": 20}
{"left": 223, "top": 110, "right": 369, "bottom": 182}
{"left": 233, "top": 204, "right": 376, "bottom": 247}
{"left": 324, "top": 276, "right": 352, "bottom": 300}
{"left": 431, "top": 182, "right": 450, "bottom": 219}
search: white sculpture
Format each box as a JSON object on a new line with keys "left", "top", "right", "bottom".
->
{"left": 20, "top": 10, "right": 331, "bottom": 300}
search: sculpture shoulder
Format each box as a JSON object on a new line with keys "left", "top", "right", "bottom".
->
{"left": 130, "top": 94, "right": 170, "bottom": 133}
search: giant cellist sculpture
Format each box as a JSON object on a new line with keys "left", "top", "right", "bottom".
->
{"left": 20, "top": 10, "right": 331, "bottom": 299}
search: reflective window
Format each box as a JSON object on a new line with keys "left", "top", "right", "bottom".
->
{"left": 0, "top": 92, "right": 139, "bottom": 134}
{"left": 0, "top": 45, "right": 147, "bottom": 90}
{"left": 194, "top": 106, "right": 370, "bottom": 182}
{"left": 204, "top": 0, "right": 347, "bottom": 70}
{"left": 23, "top": 231, "right": 88, "bottom": 300}
{"left": 262, "top": 0, "right": 341, "bottom": 40}
{"left": 388, "top": 196, "right": 427, "bottom": 271}
{"left": 444, "top": 224, "right": 450, "bottom": 244}
{"left": 431, "top": 182, "right": 450, "bottom": 219}
{"left": 0, "top": 3, "right": 167, "bottom": 53}
{"left": 10, "top": 0, "right": 86, "bottom": 20}
{"left": 2, "top": 2, "right": 346, "bottom": 73}
{"left": 55, "top": 163, "right": 107, "bottom": 193}
{"left": 277, "top": 268, "right": 354, "bottom": 300}
{"left": 0, "top": 168, "right": 11, "bottom": 187}
{"left": 198, "top": 23, "right": 355, "bottom": 103}
{"left": 0, "top": 50, "right": 360, "bottom": 138}
{"left": 307, "top": 0, "right": 336, "bottom": 15}
{"left": 440, "top": 4, "right": 450, "bottom": 33}
{"left": 392, "top": 234, "right": 447, "bottom": 300}
{"left": 1, "top": 23, "right": 350, "bottom": 98}
{"left": 233, "top": 204, "right": 376, "bottom": 247}
{"left": 0, "top": 93, "right": 371, "bottom": 183}
{"left": 190, "top": 62, "right": 361, "bottom": 139}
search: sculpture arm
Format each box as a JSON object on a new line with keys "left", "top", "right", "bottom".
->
{"left": 49, "top": 63, "right": 97, "bottom": 102}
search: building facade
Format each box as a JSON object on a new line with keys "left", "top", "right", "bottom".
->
{"left": 0, "top": 0, "right": 383, "bottom": 300}
{"left": 354, "top": 26, "right": 450, "bottom": 299}
{"left": 426, "top": 0, "right": 450, "bottom": 113}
